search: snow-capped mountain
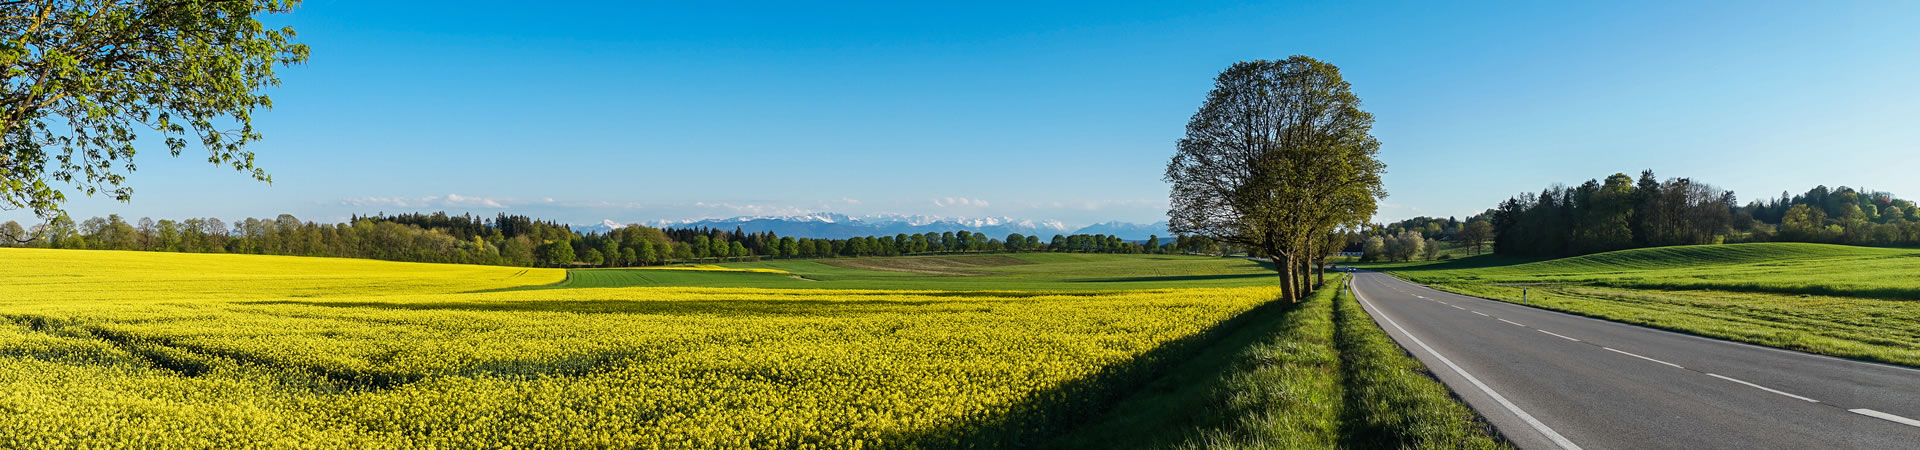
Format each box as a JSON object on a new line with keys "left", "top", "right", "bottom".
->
{"left": 575, "top": 213, "right": 1152, "bottom": 240}
{"left": 578, "top": 219, "right": 627, "bottom": 233}
{"left": 1070, "top": 221, "right": 1173, "bottom": 240}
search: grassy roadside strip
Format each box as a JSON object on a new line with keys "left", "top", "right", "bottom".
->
{"left": 1052, "top": 274, "right": 1508, "bottom": 449}
{"left": 1332, "top": 283, "right": 1507, "bottom": 449}
{"left": 1417, "top": 282, "right": 1920, "bottom": 368}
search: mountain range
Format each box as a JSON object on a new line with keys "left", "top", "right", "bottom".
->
{"left": 579, "top": 213, "right": 1173, "bottom": 240}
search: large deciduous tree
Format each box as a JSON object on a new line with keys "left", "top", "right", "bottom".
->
{"left": 0, "top": 1, "right": 307, "bottom": 220}
{"left": 1165, "top": 56, "right": 1385, "bottom": 303}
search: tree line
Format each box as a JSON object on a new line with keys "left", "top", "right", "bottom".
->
{"left": 0, "top": 211, "right": 1211, "bottom": 267}
{"left": 1471, "top": 170, "right": 1920, "bottom": 258}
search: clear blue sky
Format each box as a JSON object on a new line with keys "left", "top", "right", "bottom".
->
{"left": 7, "top": 1, "right": 1918, "bottom": 227}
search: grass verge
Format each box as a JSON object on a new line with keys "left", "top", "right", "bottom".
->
{"left": 1333, "top": 283, "right": 1507, "bottom": 449}
{"left": 1054, "top": 274, "right": 1508, "bottom": 449}
{"left": 1426, "top": 283, "right": 1920, "bottom": 368}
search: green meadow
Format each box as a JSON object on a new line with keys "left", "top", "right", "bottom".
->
{"left": 1359, "top": 243, "right": 1920, "bottom": 367}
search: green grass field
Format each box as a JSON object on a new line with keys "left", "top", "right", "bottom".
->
{"left": 1359, "top": 243, "right": 1920, "bottom": 367}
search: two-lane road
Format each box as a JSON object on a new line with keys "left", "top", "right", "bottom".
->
{"left": 1350, "top": 272, "right": 1920, "bottom": 449}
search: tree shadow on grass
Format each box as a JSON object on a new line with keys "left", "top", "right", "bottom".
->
{"left": 1350, "top": 254, "right": 1543, "bottom": 273}
{"left": 888, "top": 294, "right": 1309, "bottom": 448}
{"left": 242, "top": 299, "right": 954, "bottom": 317}
{"left": 1070, "top": 273, "right": 1277, "bottom": 283}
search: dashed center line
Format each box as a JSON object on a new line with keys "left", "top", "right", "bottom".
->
{"left": 1472, "top": 311, "right": 1490, "bottom": 316}
{"left": 1850, "top": 409, "right": 1920, "bottom": 428}
{"left": 1538, "top": 330, "right": 1581, "bottom": 342}
{"left": 1499, "top": 318, "right": 1526, "bottom": 327}
{"left": 1450, "top": 305, "right": 1467, "bottom": 310}
{"left": 1603, "top": 347, "right": 1685, "bottom": 369}
{"left": 1706, "top": 373, "right": 1818, "bottom": 403}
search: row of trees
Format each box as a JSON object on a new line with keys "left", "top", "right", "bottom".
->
{"left": 1488, "top": 171, "right": 1735, "bottom": 257}
{"left": 1743, "top": 186, "right": 1920, "bottom": 247}
{"left": 1471, "top": 171, "right": 1920, "bottom": 258}
{"left": 2, "top": 213, "right": 583, "bottom": 267}
{"left": 0, "top": 211, "right": 1220, "bottom": 268}
{"left": 1359, "top": 230, "right": 1440, "bottom": 262}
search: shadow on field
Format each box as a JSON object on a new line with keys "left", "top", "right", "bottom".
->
{"left": 1349, "top": 254, "right": 1539, "bottom": 273}
{"left": 887, "top": 293, "right": 1306, "bottom": 448}
{"left": 1071, "top": 273, "right": 1276, "bottom": 283}
{"left": 244, "top": 299, "right": 955, "bottom": 317}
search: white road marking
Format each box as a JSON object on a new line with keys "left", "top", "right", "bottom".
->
{"left": 1850, "top": 409, "right": 1920, "bottom": 428}
{"left": 1499, "top": 319, "right": 1526, "bottom": 327}
{"left": 1451, "top": 305, "right": 1467, "bottom": 310}
{"left": 1706, "top": 373, "right": 1818, "bottom": 403}
{"left": 1473, "top": 311, "right": 1490, "bottom": 316}
{"left": 1353, "top": 283, "right": 1584, "bottom": 450}
{"left": 1538, "top": 330, "right": 1581, "bottom": 342}
{"left": 1603, "top": 347, "right": 1684, "bottom": 369}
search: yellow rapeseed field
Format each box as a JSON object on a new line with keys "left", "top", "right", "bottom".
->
{"left": 0, "top": 248, "right": 1279, "bottom": 448}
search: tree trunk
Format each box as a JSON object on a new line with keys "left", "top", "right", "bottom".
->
{"left": 1276, "top": 252, "right": 1297, "bottom": 303}
{"left": 1315, "top": 258, "right": 1325, "bottom": 287}
{"left": 1299, "top": 259, "right": 1313, "bottom": 295}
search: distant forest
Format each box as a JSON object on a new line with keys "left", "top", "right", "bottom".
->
{"left": 0, "top": 212, "right": 1213, "bottom": 267}
{"left": 1368, "top": 170, "right": 1920, "bottom": 258}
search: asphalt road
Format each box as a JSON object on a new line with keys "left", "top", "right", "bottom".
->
{"left": 1349, "top": 272, "right": 1920, "bottom": 450}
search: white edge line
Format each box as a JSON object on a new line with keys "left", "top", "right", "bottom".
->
{"left": 1499, "top": 319, "right": 1527, "bottom": 327}
{"left": 1602, "top": 347, "right": 1685, "bottom": 369}
{"left": 1850, "top": 409, "right": 1920, "bottom": 428}
{"left": 1538, "top": 330, "right": 1581, "bottom": 342}
{"left": 1353, "top": 282, "right": 1584, "bottom": 450}
{"left": 1705, "top": 373, "right": 1818, "bottom": 403}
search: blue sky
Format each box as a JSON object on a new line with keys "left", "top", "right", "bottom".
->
{"left": 7, "top": 1, "right": 1918, "bottom": 227}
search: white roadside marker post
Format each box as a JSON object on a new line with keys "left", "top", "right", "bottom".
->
{"left": 1523, "top": 287, "right": 1528, "bottom": 304}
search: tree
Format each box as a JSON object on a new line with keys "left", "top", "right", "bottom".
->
{"left": 1458, "top": 220, "right": 1494, "bottom": 254}
{"left": 690, "top": 235, "right": 710, "bottom": 258}
{"left": 1391, "top": 231, "right": 1425, "bottom": 262}
{"left": 600, "top": 240, "right": 620, "bottom": 267}
{"left": 0, "top": 220, "right": 24, "bottom": 246}
{"left": 1361, "top": 236, "right": 1387, "bottom": 262}
{"left": 1422, "top": 238, "right": 1441, "bottom": 261}
{"left": 541, "top": 241, "right": 575, "bottom": 266}
{"left": 1005, "top": 233, "right": 1025, "bottom": 252}
{"left": 0, "top": 2, "right": 309, "bottom": 219}
{"left": 729, "top": 241, "right": 747, "bottom": 261}
{"left": 1165, "top": 56, "right": 1385, "bottom": 303}
{"left": 1144, "top": 235, "right": 1160, "bottom": 254}
{"left": 1782, "top": 204, "right": 1827, "bottom": 242}
{"left": 500, "top": 236, "right": 535, "bottom": 266}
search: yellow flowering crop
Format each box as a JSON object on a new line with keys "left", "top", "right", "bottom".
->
{"left": 0, "top": 248, "right": 1276, "bottom": 448}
